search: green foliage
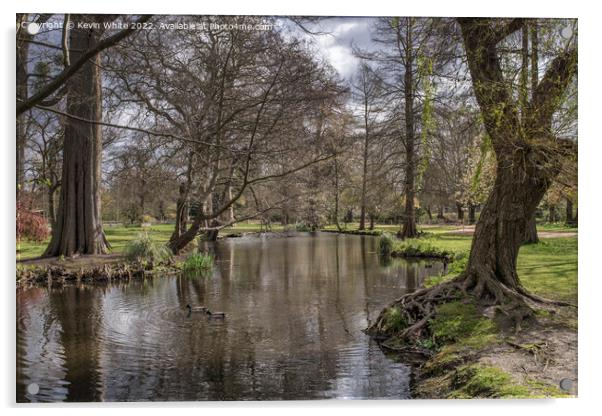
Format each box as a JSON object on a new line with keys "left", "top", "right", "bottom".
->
{"left": 391, "top": 237, "right": 456, "bottom": 259}
{"left": 377, "top": 233, "right": 394, "bottom": 257}
{"left": 295, "top": 223, "right": 312, "bottom": 232}
{"left": 430, "top": 301, "right": 498, "bottom": 348}
{"left": 141, "top": 214, "right": 156, "bottom": 224}
{"left": 416, "top": 54, "right": 434, "bottom": 191}
{"left": 450, "top": 365, "right": 530, "bottom": 398}
{"left": 181, "top": 252, "right": 214, "bottom": 276}
{"left": 123, "top": 232, "right": 172, "bottom": 264}
{"left": 383, "top": 306, "right": 406, "bottom": 332}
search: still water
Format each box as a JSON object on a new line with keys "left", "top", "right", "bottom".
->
{"left": 17, "top": 233, "right": 443, "bottom": 402}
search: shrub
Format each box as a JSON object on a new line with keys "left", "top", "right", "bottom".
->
{"left": 181, "top": 252, "right": 214, "bottom": 276}
{"left": 123, "top": 233, "right": 172, "bottom": 264}
{"left": 393, "top": 238, "right": 455, "bottom": 259}
{"left": 295, "top": 223, "right": 311, "bottom": 232}
{"left": 141, "top": 214, "right": 156, "bottom": 224}
{"left": 16, "top": 199, "right": 49, "bottom": 243}
{"left": 377, "top": 233, "right": 394, "bottom": 257}
{"left": 383, "top": 306, "right": 406, "bottom": 332}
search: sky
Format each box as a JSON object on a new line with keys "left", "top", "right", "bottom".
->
{"left": 282, "top": 17, "right": 378, "bottom": 82}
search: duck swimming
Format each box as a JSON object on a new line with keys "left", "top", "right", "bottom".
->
{"left": 186, "top": 304, "right": 207, "bottom": 315}
{"left": 204, "top": 308, "right": 226, "bottom": 319}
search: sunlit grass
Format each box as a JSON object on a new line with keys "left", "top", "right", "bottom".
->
{"left": 15, "top": 221, "right": 279, "bottom": 260}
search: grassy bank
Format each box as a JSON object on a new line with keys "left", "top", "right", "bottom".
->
{"left": 16, "top": 222, "right": 284, "bottom": 260}
{"left": 378, "top": 234, "right": 578, "bottom": 398}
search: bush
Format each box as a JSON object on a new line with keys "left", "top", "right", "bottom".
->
{"left": 123, "top": 233, "right": 172, "bottom": 264}
{"left": 295, "top": 223, "right": 311, "bottom": 232}
{"left": 383, "top": 306, "right": 406, "bottom": 332}
{"left": 16, "top": 199, "right": 49, "bottom": 243}
{"left": 181, "top": 252, "right": 214, "bottom": 276}
{"left": 377, "top": 233, "right": 394, "bottom": 257}
{"left": 141, "top": 214, "right": 156, "bottom": 224}
{"left": 394, "top": 238, "right": 455, "bottom": 259}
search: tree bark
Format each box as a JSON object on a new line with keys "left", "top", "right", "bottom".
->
{"left": 548, "top": 204, "right": 558, "bottom": 223}
{"left": 359, "top": 97, "right": 369, "bottom": 231}
{"left": 399, "top": 19, "right": 418, "bottom": 239}
{"left": 16, "top": 38, "right": 29, "bottom": 199}
{"left": 333, "top": 157, "right": 342, "bottom": 231}
{"left": 523, "top": 213, "right": 539, "bottom": 244}
{"left": 565, "top": 197, "right": 574, "bottom": 226}
{"left": 456, "top": 202, "right": 464, "bottom": 222}
{"left": 468, "top": 203, "right": 476, "bottom": 224}
{"left": 463, "top": 152, "right": 549, "bottom": 295}
{"left": 457, "top": 17, "right": 577, "bottom": 305}
{"left": 44, "top": 16, "right": 109, "bottom": 257}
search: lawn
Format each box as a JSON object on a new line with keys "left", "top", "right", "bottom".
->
{"left": 16, "top": 222, "right": 579, "bottom": 303}
{"left": 16, "top": 221, "right": 279, "bottom": 260}
{"left": 389, "top": 233, "right": 577, "bottom": 303}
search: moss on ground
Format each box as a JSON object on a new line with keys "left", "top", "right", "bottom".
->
{"left": 377, "top": 234, "right": 577, "bottom": 399}
{"left": 430, "top": 301, "right": 500, "bottom": 349}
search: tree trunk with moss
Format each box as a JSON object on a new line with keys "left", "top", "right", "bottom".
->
{"left": 457, "top": 18, "right": 576, "bottom": 306}
{"left": 370, "top": 18, "right": 577, "bottom": 339}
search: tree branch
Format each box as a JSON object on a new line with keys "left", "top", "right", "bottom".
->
{"left": 17, "top": 14, "right": 152, "bottom": 115}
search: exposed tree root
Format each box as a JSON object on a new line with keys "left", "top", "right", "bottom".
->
{"left": 368, "top": 268, "right": 575, "bottom": 343}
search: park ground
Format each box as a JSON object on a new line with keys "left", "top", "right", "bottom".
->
{"left": 16, "top": 221, "right": 578, "bottom": 398}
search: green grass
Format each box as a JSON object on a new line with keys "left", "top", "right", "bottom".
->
{"left": 180, "top": 252, "right": 214, "bottom": 276}
{"left": 449, "top": 365, "right": 531, "bottom": 398}
{"left": 536, "top": 222, "right": 578, "bottom": 232}
{"left": 123, "top": 232, "right": 172, "bottom": 264}
{"left": 16, "top": 221, "right": 282, "bottom": 260}
{"left": 517, "top": 238, "right": 578, "bottom": 303}
{"left": 389, "top": 234, "right": 577, "bottom": 303}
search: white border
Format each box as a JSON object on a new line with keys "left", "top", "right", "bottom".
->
{"left": 2, "top": 1, "right": 599, "bottom": 415}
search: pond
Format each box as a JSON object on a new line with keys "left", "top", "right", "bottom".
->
{"left": 16, "top": 232, "right": 444, "bottom": 402}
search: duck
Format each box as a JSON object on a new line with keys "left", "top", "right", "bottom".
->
{"left": 204, "top": 308, "right": 226, "bottom": 319}
{"left": 186, "top": 304, "right": 207, "bottom": 315}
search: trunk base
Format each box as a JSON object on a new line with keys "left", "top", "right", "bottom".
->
{"left": 368, "top": 270, "right": 574, "bottom": 342}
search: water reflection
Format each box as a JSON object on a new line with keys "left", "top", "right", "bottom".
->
{"left": 17, "top": 233, "right": 443, "bottom": 402}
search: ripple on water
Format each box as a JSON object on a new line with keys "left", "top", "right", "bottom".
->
{"left": 17, "top": 234, "right": 443, "bottom": 401}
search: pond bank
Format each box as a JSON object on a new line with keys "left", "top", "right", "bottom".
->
{"left": 377, "top": 299, "right": 577, "bottom": 398}
{"left": 371, "top": 234, "right": 578, "bottom": 398}
{"left": 16, "top": 255, "right": 178, "bottom": 289}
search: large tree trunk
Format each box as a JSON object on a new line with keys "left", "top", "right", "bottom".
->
{"left": 463, "top": 152, "right": 549, "bottom": 299}
{"left": 45, "top": 17, "right": 109, "bottom": 257}
{"left": 457, "top": 17, "right": 576, "bottom": 305}
{"left": 359, "top": 114, "right": 369, "bottom": 231}
{"left": 169, "top": 217, "right": 202, "bottom": 253}
{"left": 399, "top": 20, "right": 418, "bottom": 239}
{"left": 548, "top": 204, "right": 558, "bottom": 223}
{"left": 565, "top": 197, "right": 574, "bottom": 226}
{"left": 456, "top": 202, "right": 464, "bottom": 222}
{"left": 47, "top": 185, "right": 57, "bottom": 228}
{"left": 523, "top": 213, "right": 539, "bottom": 244}
{"left": 370, "top": 18, "right": 577, "bottom": 340}
{"left": 16, "top": 42, "right": 28, "bottom": 199}
{"left": 468, "top": 203, "right": 476, "bottom": 224}
{"left": 333, "top": 158, "right": 342, "bottom": 231}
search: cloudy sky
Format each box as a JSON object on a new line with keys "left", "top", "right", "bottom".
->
{"left": 282, "top": 17, "right": 378, "bottom": 81}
